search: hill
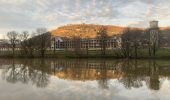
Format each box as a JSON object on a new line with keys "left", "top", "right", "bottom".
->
{"left": 51, "top": 24, "right": 126, "bottom": 38}
{"left": 51, "top": 24, "right": 170, "bottom": 39}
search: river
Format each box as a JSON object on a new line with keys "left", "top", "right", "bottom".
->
{"left": 0, "top": 59, "right": 170, "bottom": 100}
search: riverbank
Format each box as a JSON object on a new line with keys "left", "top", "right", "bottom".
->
{"left": 0, "top": 48, "right": 170, "bottom": 59}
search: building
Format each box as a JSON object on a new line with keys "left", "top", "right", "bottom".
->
{"left": 0, "top": 39, "right": 21, "bottom": 51}
{"left": 51, "top": 35, "right": 122, "bottom": 50}
{"left": 0, "top": 39, "right": 10, "bottom": 51}
{"left": 149, "top": 20, "right": 160, "bottom": 48}
{"left": 51, "top": 21, "right": 161, "bottom": 51}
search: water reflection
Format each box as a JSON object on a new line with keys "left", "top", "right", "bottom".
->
{"left": 0, "top": 59, "right": 170, "bottom": 91}
{"left": 1, "top": 59, "right": 50, "bottom": 88}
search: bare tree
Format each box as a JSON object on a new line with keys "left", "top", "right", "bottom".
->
{"left": 85, "top": 37, "right": 89, "bottom": 55}
{"left": 7, "top": 31, "right": 19, "bottom": 56}
{"left": 26, "top": 33, "right": 36, "bottom": 57}
{"left": 69, "top": 27, "right": 83, "bottom": 56}
{"left": 51, "top": 36, "right": 56, "bottom": 54}
{"left": 80, "top": 25, "right": 89, "bottom": 55}
{"left": 97, "top": 26, "right": 108, "bottom": 56}
{"left": 35, "top": 28, "right": 51, "bottom": 57}
{"left": 148, "top": 28, "right": 161, "bottom": 57}
{"left": 121, "top": 28, "right": 132, "bottom": 58}
{"left": 72, "top": 36, "right": 81, "bottom": 55}
{"left": 121, "top": 28, "right": 144, "bottom": 58}
{"left": 129, "top": 29, "right": 143, "bottom": 58}
{"left": 19, "top": 31, "right": 29, "bottom": 55}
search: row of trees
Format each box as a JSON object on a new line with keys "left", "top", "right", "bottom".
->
{"left": 4, "top": 26, "right": 161, "bottom": 58}
{"left": 69, "top": 26, "right": 161, "bottom": 58}
{"left": 121, "top": 28, "right": 145, "bottom": 58}
{"left": 121, "top": 28, "right": 162, "bottom": 58}
{"left": 6, "top": 28, "right": 51, "bottom": 57}
{"left": 2, "top": 59, "right": 50, "bottom": 88}
{"left": 51, "top": 59, "right": 164, "bottom": 90}
{"left": 66, "top": 26, "right": 109, "bottom": 56}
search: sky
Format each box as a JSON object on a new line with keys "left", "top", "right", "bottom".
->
{"left": 0, "top": 0, "right": 170, "bottom": 38}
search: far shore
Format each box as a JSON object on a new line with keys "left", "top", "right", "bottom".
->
{"left": 0, "top": 48, "right": 170, "bottom": 59}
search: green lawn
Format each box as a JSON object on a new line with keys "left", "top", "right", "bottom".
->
{"left": 45, "top": 48, "right": 170, "bottom": 58}
{"left": 1, "top": 48, "right": 170, "bottom": 59}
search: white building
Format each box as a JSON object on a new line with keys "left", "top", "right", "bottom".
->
{"left": 51, "top": 35, "right": 122, "bottom": 50}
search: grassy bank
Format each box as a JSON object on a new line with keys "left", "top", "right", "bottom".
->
{"left": 0, "top": 48, "right": 170, "bottom": 59}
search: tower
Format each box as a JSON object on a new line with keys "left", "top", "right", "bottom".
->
{"left": 150, "top": 20, "right": 158, "bottom": 28}
{"left": 149, "top": 20, "right": 160, "bottom": 56}
{"left": 149, "top": 20, "right": 159, "bottom": 47}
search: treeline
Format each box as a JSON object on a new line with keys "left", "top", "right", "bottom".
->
{"left": 120, "top": 27, "right": 163, "bottom": 58}
{"left": 4, "top": 28, "right": 51, "bottom": 57}
{"left": 62, "top": 26, "right": 163, "bottom": 59}
{"left": 1, "top": 26, "right": 164, "bottom": 58}
{"left": 1, "top": 58, "right": 169, "bottom": 90}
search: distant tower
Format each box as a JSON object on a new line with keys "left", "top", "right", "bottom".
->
{"left": 149, "top": 20, "right": 160, "bottom": 56}
{"left": 150, "top": 20, "right": 158, "bottom": 28}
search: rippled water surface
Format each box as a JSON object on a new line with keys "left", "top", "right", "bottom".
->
{"left": 0, "top": 59, "right": 170, "bottom": 100}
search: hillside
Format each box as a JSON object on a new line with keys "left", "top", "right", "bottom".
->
{"left": 51, "top": 24, "right": 126, "bottom": 38}
{"left": 51, "top": 24, "right": 170, "bottom": 38}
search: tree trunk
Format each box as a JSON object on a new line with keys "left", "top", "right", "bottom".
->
{"left": 12, "top": 45, "right": 15, "bottom": 57}
{"left": 41, "top": 49, "right": 45, "bottom": 57}
{"left": 134, "top": 43, "right": 138, "bottom": 58}
{"left": 53, "top": 38, "right": 56, "bottom": 54}
{"left": 86, "top": 45, "right": 88, "bottom": 55}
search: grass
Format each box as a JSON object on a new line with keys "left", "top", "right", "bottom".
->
{"left": 1, "top": 48, "right": 170, "bottom": 59}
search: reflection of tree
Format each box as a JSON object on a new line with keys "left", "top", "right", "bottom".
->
{"left": 29, "top": 59, "right": 50, "bottom": 88}
{"left": 30, "top": 70, "right": 49, "bottom": 88}
{"left": 1, "top": 59, "right": 170, "bottom": 90}
{"left": 2, "top": 60, "right": 31, "bottom": 84}
{"left": 2, "top": 60, "right": 19, "bottom": 83}
{"left": 119, "top": 60, "right": 143, "bottom": 89}
{"left": 1, "top": 59, "right": 50, "bottom": 88}
{"left": 148, "top": 60, "right": 160, "bottom": 90}
{"left": 118, "top": 60, "right": 161, "bottom": 90}
{"left": 45, "top": 59, "right": 170, "bottom": 90}
{"left": 16, "top": 61, "right": 30, "bottom": 84}
{"left": 98, "top": 60, "right": 109, "bottom": 89}
{"left": 51, "top": 59, "right": 165, "bottom": 90}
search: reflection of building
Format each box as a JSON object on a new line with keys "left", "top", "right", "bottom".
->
{"left": 51, "top": 35, "right": 122, "bottom": 50}
{"left": 50, "top": 60, "right": 124, "bottom": 81}
{"left": 50, "top": 59, "right": 170, "bottom": 90}
{"left": 1, "top": 59, "right": 170, "bottom": 90}
{"left": 148, "top": 61, "right": 160, "bottom": 90}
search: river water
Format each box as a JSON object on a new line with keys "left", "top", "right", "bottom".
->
{"left": 0, "top": 59, "right": 170, "bottom": 100}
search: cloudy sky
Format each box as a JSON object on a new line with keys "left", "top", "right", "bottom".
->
{"left": 0, "top": 0, "right": 170, "bottom": 37}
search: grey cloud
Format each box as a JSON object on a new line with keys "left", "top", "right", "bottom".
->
{"left": 0, "top": 0, "right": 170, "bottom": 34}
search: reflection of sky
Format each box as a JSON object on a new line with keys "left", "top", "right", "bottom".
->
{"left": 0, "top": 70, "right": 170, "bottom": 100}
{"left": 1, "top": 0, "right": 170, "bottom": 36}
